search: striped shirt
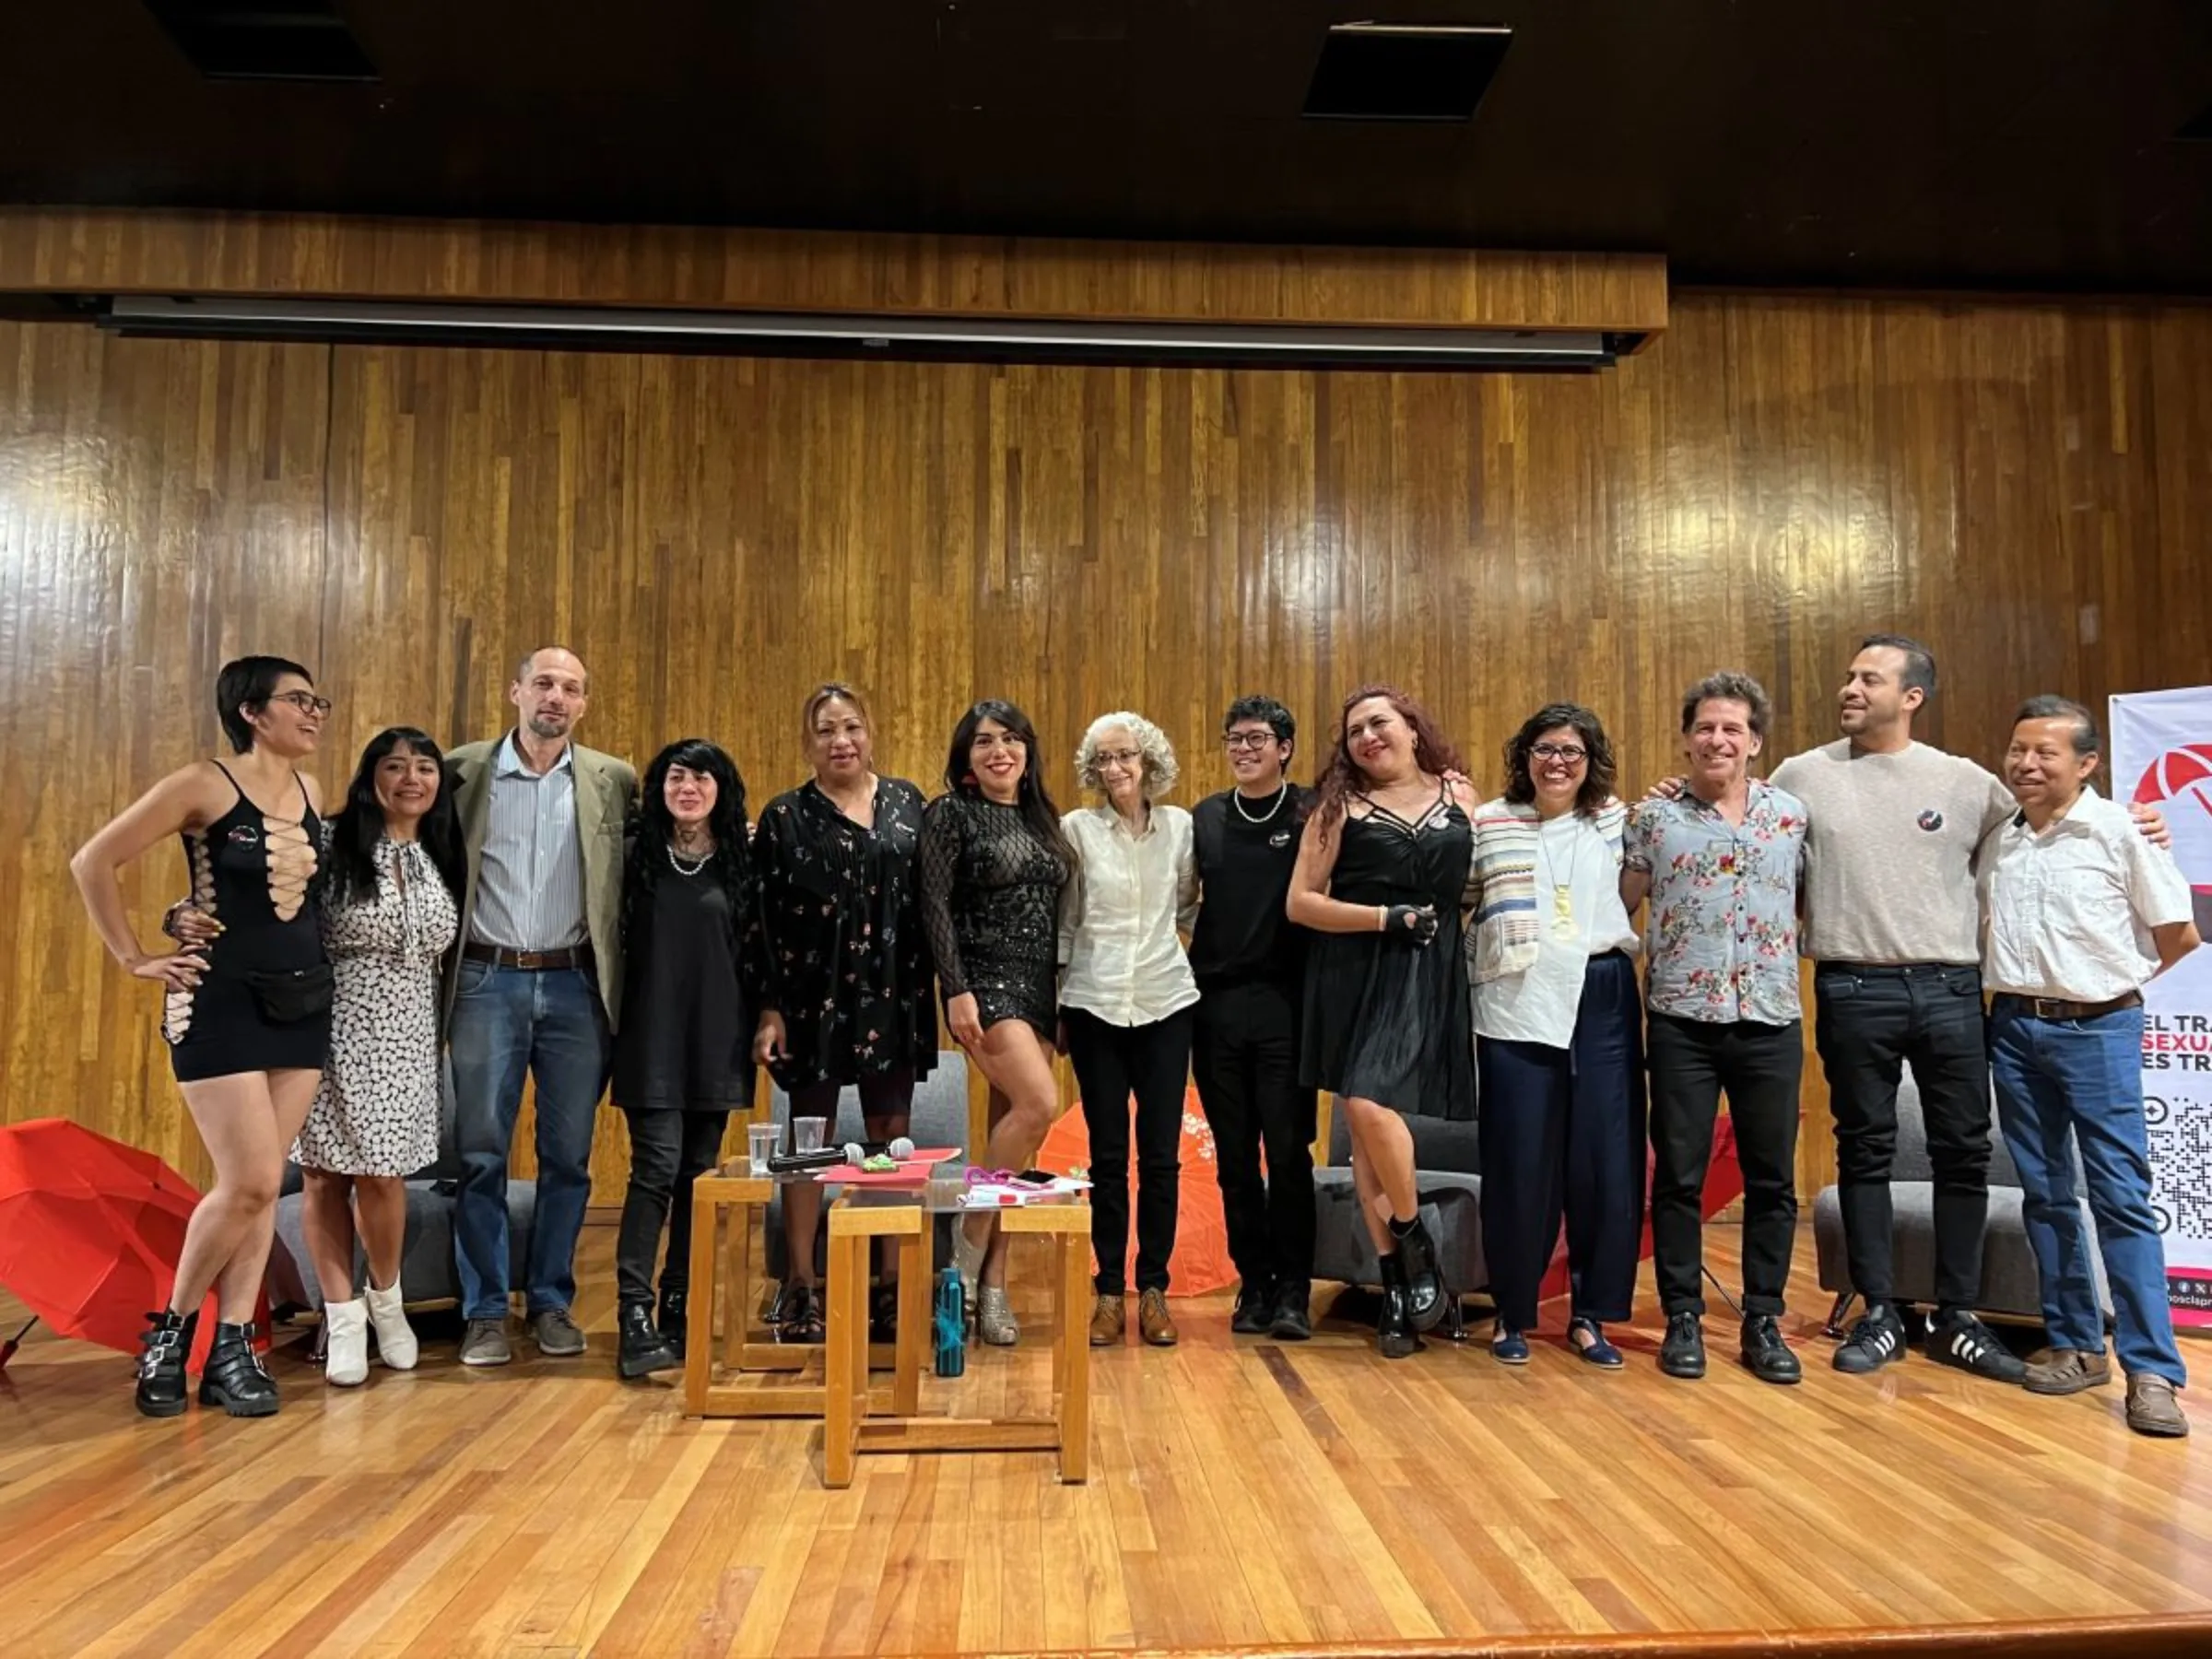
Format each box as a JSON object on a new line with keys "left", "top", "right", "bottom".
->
{"left": 469, "top": 734, "right": 588, "bottom": 951}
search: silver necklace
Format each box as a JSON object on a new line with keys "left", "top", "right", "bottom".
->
{"left": 666, "top": 840, "right": 712, "bottom": 877}
{"left": 1232, "top": 782, "right": 1289, "bottom": 825}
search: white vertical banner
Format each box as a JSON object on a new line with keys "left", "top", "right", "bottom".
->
{"left": 2109, "top": 687, "right": 2212, "bottom": 1332}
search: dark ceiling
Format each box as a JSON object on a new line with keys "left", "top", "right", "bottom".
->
{"left": 4, "top": 2, "right": 2211, "bottom": 293}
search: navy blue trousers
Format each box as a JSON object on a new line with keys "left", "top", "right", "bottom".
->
{"left": 1475, "top": 951, "right": 1647, "bottom": 1331}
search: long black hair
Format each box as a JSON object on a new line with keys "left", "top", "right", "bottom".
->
{"left": 627, "top": 738, "right": 753, "bottom": 935}
{"left": 943, "top": 700, "right": 1072, "bottom": 865}
{"left": 324, "top": 727, "right": 466, "bottom": 912}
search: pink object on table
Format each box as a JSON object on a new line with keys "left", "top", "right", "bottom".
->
{"left": 811, "top": 1147, "right": 962, "bottom": 1184}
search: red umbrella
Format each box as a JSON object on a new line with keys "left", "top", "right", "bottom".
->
{"left": 0, "top": 1118, "right": 262, "bottom": 1372}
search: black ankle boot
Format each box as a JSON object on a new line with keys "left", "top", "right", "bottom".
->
{"left": 619, "top": 1301, "right": 681, "bottom": 1380}
{"left": 1390, "top": 1213, "right": 1447, "bottom": 1334}
{"left": 655, "top": 1288, "right": 688, "bottom": 1359}
{"left": 198, "top": 1322, "right": 278, "bottom": 1418}
{"left": 135, "top": 1309, "right": 196, "bottom": 1418}
{"left": 1375, "top": 1254, "right": 1423, "bottom": 1360}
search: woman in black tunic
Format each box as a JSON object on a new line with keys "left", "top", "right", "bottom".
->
{"left": 751, "top": 683, "right": 935, "bottom": 1341}
{"left": 918, "top": 700, "right": 1072, "bottom": 1347}
{"left": 609, "top": 738, "right": 766, "bottom": 1380}
{"left": 1290, "top": 685, "right": 1476, "bottom": 1359}
{"left": 73, "top": 655, "right": 334, "bottom": 1418}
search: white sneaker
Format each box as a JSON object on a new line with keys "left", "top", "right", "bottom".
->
{"left": 364, "top": 1279, "right": 418, "bottom": 1371}
{"left": 324, "top": 1298, "right": 370, "bottom": 1386}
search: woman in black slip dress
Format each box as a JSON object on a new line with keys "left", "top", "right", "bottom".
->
{"left": 72, "top": 655, "right": 335, "bottom": 1419}
{"left": 608, "top": 738, "right": 770, "bottom": 1381}
{"left": 918, "top": 700, "right": 1072, "bottom": 1347}
{"left": 1290, "top": 685, "right": 1476, "bottom": 1359}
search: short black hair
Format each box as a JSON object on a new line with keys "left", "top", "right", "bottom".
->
{"left": 1858, "top": 633, "right": 1937, "bottom": 700}
{"left": 1224, "top": 694, "right": 1295, "bottom": 747}
{"left": 1501, "top": 702, "right": 1617, "bottom": 816}
{"left": 216, "top": 655, "right": 313, "bottom": 754}
{"left": 2013, "top": 694, "right": 2100, "bottom": 757}
{"left": 1679, "top": 670, "right": 1771, "bottom": 741}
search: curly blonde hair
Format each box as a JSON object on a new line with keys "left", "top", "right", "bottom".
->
{"left": 1075, "top": 710, "right": 1180, "bottom": 798}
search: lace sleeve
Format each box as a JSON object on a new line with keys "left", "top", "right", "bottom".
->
{"left": 919, "top": 796, "right": 970, "bottom": 998}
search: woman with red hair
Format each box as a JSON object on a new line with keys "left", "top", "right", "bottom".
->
{"left": 1289, "top": 687, "right": 1476, "bottom": 1358}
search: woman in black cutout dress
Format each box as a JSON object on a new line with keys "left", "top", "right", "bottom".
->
{"left": 917, "top": 699, "right": 1072, "bottom": 1347}
{"left": 751, "top": 683, "right": 936, "bottom": 1344}
{"left": 72, "top": 654, "right": 334, "bottom": 1420}
{"left": 608, "top": 738, "right": 768, "bottom": 1380}
{"left": 1289, "top": 685, "right": 1474, "bottom": 1360}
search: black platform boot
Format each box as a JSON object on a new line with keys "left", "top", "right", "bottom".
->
{"left": 619, "top": 1301, "right": 681, "bottom": 1380}
{"left": 1390, "top": 1212, "right": 1448, "bottom": 1334}
{"left": 198, "top": 1321, "right": 279, "bottom": 1418}
{"left": 655, "top": 1287, "right": 688, "bottom": 1359}
{"left": 1375, "top": 1253, "right": 1424, "bottom": 1360}
{"left": 135, "top": 1309, "right": 197, "bottom": 1418}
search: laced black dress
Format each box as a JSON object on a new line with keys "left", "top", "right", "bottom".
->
{"left": 1299, "top": 787, "right": 1477, "bottom": 1121}
{"left": 918, "top": 793, "right": 1070, "bottom": 1041}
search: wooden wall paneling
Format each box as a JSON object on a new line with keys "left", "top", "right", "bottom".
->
{"left": 9, "top": 289, "right": 2212, "bottom": 1207}
{"left": 0, "top": 207, "right": 1670, "bottom": 335}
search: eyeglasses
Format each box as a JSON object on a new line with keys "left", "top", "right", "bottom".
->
{"left": 1094, "top": 749, "right": 1143, "bottom": 771}
{"left": 1222, "top": 732, "right": 1277, "bottom": 751}
{"left": 1531, "top": 743, "right": 1588, "bottom": 764}
{"left": 269, "top": 691, "right": 334, "bottom": 717}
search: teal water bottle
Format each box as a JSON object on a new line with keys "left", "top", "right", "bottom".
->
{"left": 933, "top": 1265, "right": 966, "bottom": 1377}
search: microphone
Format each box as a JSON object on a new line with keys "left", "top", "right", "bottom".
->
{"left": 766, "top": 1135, "right": 918, "bottom": 1173}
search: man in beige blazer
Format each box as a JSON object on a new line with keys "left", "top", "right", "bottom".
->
{"left": 446, "top": 647, "right": 637, "bottom": 1367}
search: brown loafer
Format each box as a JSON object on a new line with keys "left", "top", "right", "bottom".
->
{"left": 2024, "top": 1348, "right": 2112, "bottom": 1395}
{"left": 1088, "top": 1293, "right": 1125, "bottom": 1347}
{"left": 1138, "top": 1288, "right": 1179, "bottom": 1347}
{"left": 2125, "top": 1374, "right": 2189, "bottom": 1438}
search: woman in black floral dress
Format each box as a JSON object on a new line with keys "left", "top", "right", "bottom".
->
{"left": 918, "top": 700, "right": 1072, "bottom": 1346}
{"left": 752, "top": 685, "right": 936, "bottom": 1340}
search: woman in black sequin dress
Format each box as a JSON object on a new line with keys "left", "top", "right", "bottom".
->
{"left": 751, "top": 684, "right": 936, "bottom": 1341}
{"left": 918, "top": 700, "right": 1072, "bottom": 1345}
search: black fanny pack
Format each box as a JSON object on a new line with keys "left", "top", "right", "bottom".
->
{"left": 246, "top": 962, "right": 335, "bottom": 1024}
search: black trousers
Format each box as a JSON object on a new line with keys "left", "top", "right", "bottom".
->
{"left": 1191, "top": 980, "right": 1316, "bottom": 1291}
{"left": 1814, "top": 962, "right": 1991, "bottom": 1312}
{"left": 1475, "top": 951, "right": 1646, "bottom": 1330}
{"left": 1646, "top": 1013, "right": 1803, "bottom": 1318}
{"left": 616, "top": 1107, "right": 730, "bottom": 1306}
{"left": 1065, "top": 1005, "right": 1194, "bottom": 1295}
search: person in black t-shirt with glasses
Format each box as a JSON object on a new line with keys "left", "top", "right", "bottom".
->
{"left": 1189, "top": 696, "right": 1319, "bottom": 1339}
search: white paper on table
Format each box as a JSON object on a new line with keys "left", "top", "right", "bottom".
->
{"left": 958, "top": 1175, "right": 1092, "bottom": 1206}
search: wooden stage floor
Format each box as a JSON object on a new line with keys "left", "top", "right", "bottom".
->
{"left": 4, "top": 1222, "right": 2209, "bottom": 1659}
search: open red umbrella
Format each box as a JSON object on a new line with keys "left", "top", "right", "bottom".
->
{"left": 0, "top": 1117, "right": 260, "bottom": 1372}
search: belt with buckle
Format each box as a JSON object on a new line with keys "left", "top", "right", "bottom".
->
{"left": 1994, "top": 990, "right": 2142, "bottom": 1022}
{"left": 462, "top": 941, "right": 594, "bottom": 972}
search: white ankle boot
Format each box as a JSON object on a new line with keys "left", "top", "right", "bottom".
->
{"left": 363, "top": 1279, "right": 418, "bottom": 1371}
{"left": 324, "top": 1298, "right": 370, "bottom": 1386}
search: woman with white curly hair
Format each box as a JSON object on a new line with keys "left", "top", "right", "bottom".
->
{"left": 1060, "top": 711, "right": 1200, "bottom": 1347}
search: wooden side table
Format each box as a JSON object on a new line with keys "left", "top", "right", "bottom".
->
{"left": 820, "top": 1194, "right": 1092, "bottom": 1488}
{"left": 681, "top": 1165, "right": 908, "bottom": 1418}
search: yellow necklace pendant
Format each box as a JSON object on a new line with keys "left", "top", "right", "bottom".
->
{"left": 1551, "top": 882, "right": 1577, "bottom": 941}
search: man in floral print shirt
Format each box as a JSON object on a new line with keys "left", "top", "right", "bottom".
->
{"left": 1623, "top": 671, "right": 1809, "bottom": 1387}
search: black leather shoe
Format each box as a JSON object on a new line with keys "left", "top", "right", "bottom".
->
{"left": 1231, "top": 1279, "right": 1277, "bottom": 1335}
{"left": 1392, "top": 1215, "right": 1447, "bottom": 1333}
{"left": 655, "top": 1288, "right": 688, "bottom": 1359}
{"left": 1740, "top": 1314, "right": 1803, "bottom": 1385}
{"left": 1375, "top": 1255, "right": 1423, "bottom": 1359}
{"left": 1269, "top": 1279, "right": 1312, "bottom": 1342}
{"left": 1659, "top": 1311, "right": 1707, "bottom": 1379}
{"left": 198, "top": 1322, "right": 279, "bottom": 1418}
{"left": 618, "top": 1301, "right": 680, "bottom": 1380}
{"left": 135, "top": 1309, "right": 196, "bottom": 1418}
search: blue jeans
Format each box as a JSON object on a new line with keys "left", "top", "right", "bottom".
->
{"left": 450, "top": 962, "right": 611, "bottom": 1320}
{"left": 1988, "top": 999, "right": 2185, "bottom": 1384}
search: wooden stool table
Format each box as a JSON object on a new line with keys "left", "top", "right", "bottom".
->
{"left": 682, "top": 1165, "right": 915, "bottom": 1419}
{"left": 821, "top": 1192, "right": 1091, "bottom": 1488}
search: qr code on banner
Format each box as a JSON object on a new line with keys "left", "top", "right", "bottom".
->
{"left": 2147, "top": 1096, "right": 2212, "bottom": 1241}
